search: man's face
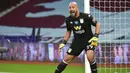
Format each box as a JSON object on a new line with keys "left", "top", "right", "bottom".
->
{"left": 69, "top": 4, "right": 77, "bottom": 17}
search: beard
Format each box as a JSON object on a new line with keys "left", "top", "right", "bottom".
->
{"left": 70, "top": 13, "right": 75, "bottom": 17}
{"left": 70, "top": 11, "right": 76, "bottom": 17}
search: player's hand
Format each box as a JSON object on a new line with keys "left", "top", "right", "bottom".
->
{"left": 88, "top": 36, "right": 98, "bottom": 47}
{"left": 58, "top": 43, "right": 65, "bottom": 52}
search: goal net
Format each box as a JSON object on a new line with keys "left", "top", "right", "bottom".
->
{"left": 85, "top": 0, "right": 130, "bottom": 73}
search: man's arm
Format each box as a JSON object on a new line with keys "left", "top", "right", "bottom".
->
{"left": 88, "top": 14, "right": 100, "bottom": 35}
{"left": 95, "top": 22, "right": 100, "bottom": 35}
{"left": 88, "top": 22, "right": 100, "bottom": 47}
{"left": 59, "top": 17, "right": 71, "bottom": 52}
{"left": 58, "top": 31, "right": 71, "bottom": 52}
{"left": 63, "top": 31, "right": 71, "bottom": 41}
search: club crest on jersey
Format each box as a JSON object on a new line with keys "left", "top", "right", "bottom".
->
{"left": 74, "top": 26, "right": 81, "bottom": 30}
{"left": 74, "top": 21, "right": 78, "bottom": 24}
{"left": 80, "top": 18, "right": 84, "bottom": 23}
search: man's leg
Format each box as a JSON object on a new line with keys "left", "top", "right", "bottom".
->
{"left": 54, "top": 54, "right": 76, "bottom": 73}
{"left": 86, "top": 50, "right": 97, "bottom": 73}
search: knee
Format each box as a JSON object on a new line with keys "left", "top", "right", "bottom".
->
{"left": 63, "top": 57, "right": 72, "bottom": 64}
{"left": 87, "top": 56, "right": 95, "bottom": 64}
{"left": 63, "top": 55, "right": 76, "bottom": 64}
{"left": 88, "top": 58, "right": 95, "bottom": 64}
{"left": 86, "top": 50, "right": 95, "bottom": 64}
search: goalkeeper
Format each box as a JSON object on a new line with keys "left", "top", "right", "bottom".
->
{"left": 54, "top": 1, "right": 100, "bottom": 73}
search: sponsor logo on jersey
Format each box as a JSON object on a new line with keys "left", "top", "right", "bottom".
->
{"left": 74, "top": 26, "right": 81, "bottom": 30}
{"left": 75, "top": 29, "right": 85, "bottom": 34}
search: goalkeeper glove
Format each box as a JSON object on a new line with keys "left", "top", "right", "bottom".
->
{"left": 88, "top": 33, "right": 99, "bottom": 47}
{"left": 58, "top": 40, "right": 67, "bottom": 52}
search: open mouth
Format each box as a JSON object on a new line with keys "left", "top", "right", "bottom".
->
{"left": 70, "top": 10, "right": 75, "bottom": 13}
{"left": 70, "top": 11, "right": 75, "bottom": 17}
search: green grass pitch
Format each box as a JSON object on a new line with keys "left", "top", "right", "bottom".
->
{"left": 0, "top": 62, "right": 84, "bottom": 73}
{"left": 0, "top": 62, "right": 130, "bottom": 73}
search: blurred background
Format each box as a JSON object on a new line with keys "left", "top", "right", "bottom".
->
{"left": 0, "top": 0, "right": 130, "bottom": 73}
{"left": 0, "top": 0, "right": 85, "bottom": 62}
